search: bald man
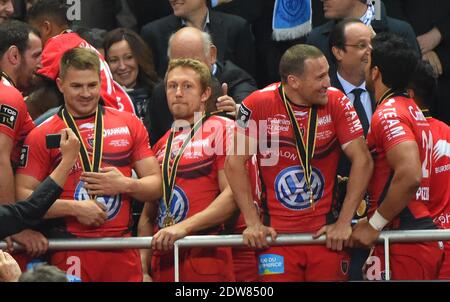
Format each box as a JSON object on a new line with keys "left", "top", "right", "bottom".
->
{"left": 146, "top": 26, "right": 257, "bottom": 145}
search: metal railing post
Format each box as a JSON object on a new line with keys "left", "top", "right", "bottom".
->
{"left": 174, "top": 242, "right": 180, "bottom": 282}
{"left": 384, "top": 236, "right": 390, "bottom": 281}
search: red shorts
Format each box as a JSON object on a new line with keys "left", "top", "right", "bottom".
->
{"left": 51, "top": 249, "right": 143, "bottom": 282}
{"left": 370, "top": 242, "right": 444, "bottom": 280}
{"left": 438, "top": 241, "right": 450, "bottom": 280}
{"left": 152, "top": 247, "right": 235, "bottom": 282}
{"left": 257, "top": 245, "right": 350, "bottom": 282}
{"left": 232, "top": 248, "right": 258, "bottom": 282}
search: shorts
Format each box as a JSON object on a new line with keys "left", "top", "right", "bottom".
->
{"left": 152, "top": 247, "right": 235, "bottom": 282}
{"left": 257, "top": 245, "right": 350, "bottom": 282}
{"left": 232, "top": 247, "right": 258, "bottom": 282}
{"left": 51, "top": 249, "right": 143, "bottom": 282}
{"left": 369, "top": 241, "right": 444, "bottom": 280}
{"left": 438, "top": 241, "right": 450, "bottom": 280}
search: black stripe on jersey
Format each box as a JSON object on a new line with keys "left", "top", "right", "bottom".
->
{"left": 398, "top": 208, "right": 437, "bottom": 230}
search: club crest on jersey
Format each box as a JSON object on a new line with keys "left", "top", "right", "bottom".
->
{"left": 0, "top": 104, "right": 18, "bottom": 129}
{"left": 274, "top": 166, "right": 324, "bottom": 210}
{"left": 74, "top": 181, "right": 121, "bottom": 220}
{"left": 157, "top": 186, "right": 189, "bottom": 228}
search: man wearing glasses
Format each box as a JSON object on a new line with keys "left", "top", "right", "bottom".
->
{"left": 307, "top": 0, "right": 419, "bottom": 77}
{"left": 329, "top": 18, "right": 375, "bottom": 281}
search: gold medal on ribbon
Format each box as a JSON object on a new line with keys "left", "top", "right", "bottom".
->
{"left": 309, "top": 190, "right": 315, "bottom": 210}
{"left": 163, "top": 213, "right": 175, "bottom": 228}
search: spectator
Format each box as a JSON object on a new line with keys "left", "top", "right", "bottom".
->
{"left": 383, "top": 0, "right": 450, "bottom": 124}
{"left": 329, "top": 18, "right": 375, "bottom": 280}
{"left": 147, "top": 27, "right": 256, "bottom": 145}
{"left": 307, "top": 0, "right": 419, "bottom": 77}
{"left": 15, "top": 47, "right": 162, "bottom": 282}
{"left": 139, "top": 58, "right": 236, "bottom": 282}
{"left": 140, "top": 0, "right": 255, "bottom": 78}
{"left": 0, "top": 0, "right": 14, "bottom": 23}
{"left": 19, "top": 263, "right": 68, "bottom": 282}
{"left": 0, "top": 250, "right": 21, "bottom": 282}
{"left": 349, "top": 32, "right": 443, "bottom": 280}
{"left": 225, "top": 44, "right": 373, "bottom": 281}
{"left": 103, "top": 27, "right": 160, "bottom": 235}
{"left": 103, "top": 27, "right": 159, "bottom": 121}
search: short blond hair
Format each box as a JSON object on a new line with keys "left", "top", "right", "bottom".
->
{"left": 165, "top": 58, "right": 212, "bottom": 93}
{"left": 59, "top": 47, "right": 100, "bottom": 80}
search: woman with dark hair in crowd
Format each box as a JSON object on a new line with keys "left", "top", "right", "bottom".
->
{"left": 104, "top": 27, "right": 159, "bottom": 121}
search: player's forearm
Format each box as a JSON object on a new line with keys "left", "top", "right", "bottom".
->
{"left": 180, "top": 187, "right": 237, "bottom": 235}
{"left": 44, "top": 199, "right": 77, "bottom": 219}
{"left": 0, "top": 159, "right": 15, "bottom": 205}
{"left": 339, "top": 153, "right": 373, "bottom": 224}
{"left": 137, "top": 204, "right": 155, "bottom": 274}
{"left": 48, "top": 158, "right": 75, "bottom": 188}
{"left": 123, "top": 175, "right": 162, "bottom": 202}
{"left": 377, "top": 168, "right": 421, "bottom": 222}
{"left": 225, "top": 156, "right": 260, "bottom": 226}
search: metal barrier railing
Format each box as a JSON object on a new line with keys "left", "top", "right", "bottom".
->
{"left": 2, "top": 229, "right": 450, "bottom": 281}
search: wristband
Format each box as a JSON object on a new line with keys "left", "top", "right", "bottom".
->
{"left": 368, "top": 210, "right": 388, "bottom": 231}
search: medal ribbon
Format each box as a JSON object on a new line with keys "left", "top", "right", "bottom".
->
{"left": 62, "top": 105, "right": 104, "bottom": 200}
{"left": 281, "top": 85, "right": 318, "bottom": 209}
{"left": 161, "top": 111, "right": 220, "bottom": 226}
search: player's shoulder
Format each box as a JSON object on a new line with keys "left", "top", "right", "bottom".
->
{"left": 104, "top": 106, "right": 140, "bottom": 121}
{"left": 0, "top": 82, "right": 24, "bottom": 104}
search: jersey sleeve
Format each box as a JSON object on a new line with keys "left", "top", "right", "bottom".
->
{"left": 0, "top": 87, "right": 27, "bottom": 141}
{"left": 329, "top": 88, "right": 364, "bottom": 145}
{"left": 236, "top": 89, "right": 265, "bottom": 140}
{"left": 16, "top": 126, "right": 53, "bottom": 182}
{"left": 370, "top": 102, "right": 416, "bottom": 152}
{"left": 129, "top": 114, "right": 155, "bottom": 164}
{"left": 211, "top": 117, "right": 235, "bottom": 171}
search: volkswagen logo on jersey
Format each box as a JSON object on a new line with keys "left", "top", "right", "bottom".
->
{"left": 274, "top": 166, "right": 324, "bottom": 210}
{"left": 74, "top": 181, "right": 121, "bottom": 220}
{"left": 157, "top": 185, "right": 189, "bottom": 228}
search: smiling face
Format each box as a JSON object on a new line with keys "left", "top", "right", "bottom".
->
{"left": 0, "top": 0, "right": 13, "bottom": 24}
{"left": 107, "top": 39, "right": 139, "bottom": 89}
{"left": 169, "top": 0, "right": 205, "bottom": 18}
{"left": 336, "top": 22, "right": 372, "bottom": 80}
{"left": 166, "top": 66, "right": 210, "bottom": 122}
{"left": 293, "top": 56, "right": 331, "bottom": 106}
{"left": 57, "top": 67, "right": 101, "bottom": 117}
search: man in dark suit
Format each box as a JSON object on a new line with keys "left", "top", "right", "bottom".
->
{"left": 140, "top": 0, "right": 255, "bottom": 78}
{"left": 330, "top": 19, "right": 375, "bottom": 140}
{"left": 329, "top": 18, "right": 376, "bottom": 280}
{"left": 384, "top": 0, "right": 450, "bottom": 124}
{"left": 147, "top": 27, "right": 257, "bottom": 145}
{"left": 307, "top": 0, "right": 419, "bottom": 77}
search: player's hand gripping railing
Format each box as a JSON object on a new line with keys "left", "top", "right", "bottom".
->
{"left": 1, "top": 229, "right": 450, "bottom": 281}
